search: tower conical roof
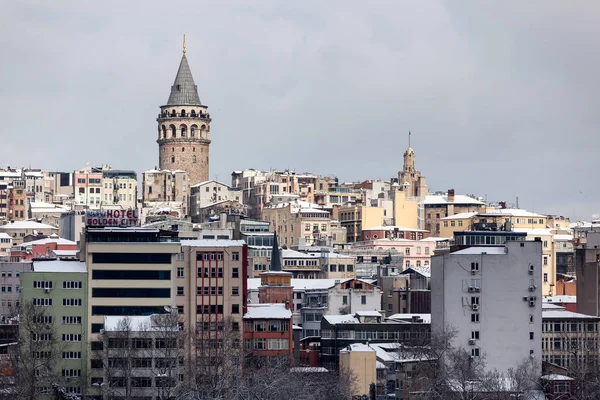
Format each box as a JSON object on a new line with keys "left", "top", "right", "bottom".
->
{"left": 270, "top": 232, "right": 282, "bottom": 272}
{"left": 166, "top": 55, "right": 202, "bottom": 106}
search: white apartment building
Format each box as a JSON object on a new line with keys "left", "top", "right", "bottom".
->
{"left": 189, "top": 180, "right": 243, "bottom": 220}
{"left": 431, "top": 240, "right": 543, "bottom": 374}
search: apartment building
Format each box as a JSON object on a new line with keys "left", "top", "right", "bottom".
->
{"left": 74, "top": 164, "right": 103, "bottom": 209}
{"left": 424, "top": 189, "right": 485, "bottom": 236}
{"left": 100, "top": 169, "right": 137, "bottom": 209}
{"left": 431, "top": 240, "right": 543, "bottom": 374}
{"left": 20, "top": 260, "right": 88, "bottom": 398}
{"left": 79, "top": 226, "right": 181, "bottom": 395}
{"left": 243, "top": 304, "right": 293, "bottom": 360}
{"left": 379, "top": 266, "right": 431, "bottom": 315}
{"left": 262, "top": 201, "right": 332, "bottom": 247}
{"left": 142, "top": 168, "right": 190, "bottom": 210}
{"left": 542, "top": 304, "right": 600, "bottom": 369}
{"left": 0, "top": 179, "right": 27, "bottom": 222}
{"left": 175, "top": 239, "right": 248, "bottom": 379}
{"left": 0, "top": 220, "right": 59, "bottom": 245}
{"left": 0, "top": 262, "right": 31, "bottom": 318}
{"left": 189, "top": 180, "right": 242, "bottom": 221}
{"left": 576, "top": 232, "right": 600, "bottom": 316}
{"left": 0, "top": 234, "right": 12, "bottom": 258}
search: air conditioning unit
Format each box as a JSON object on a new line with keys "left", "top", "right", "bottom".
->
{"left": 471, "top": 270, "right": 477, "bottom": 275}
{"left": 528, "top": 285, "right": 536, "bottom": 292}
{"left": 474, "top": 287, "right": 481, "bottom": 293}
{"left": 528, "top": 271, "right": 534, "bottom": 275}
{"left": 523, "top": 296, "right": 529, "bottom": 301}
{"left": 529, "top": 296, "right": 537, "bottom": 301}
{"left": 472, "top": 304, "right": 480, "bottom": 311}
{"left": 468, "top": 287, "right": 475, "bottom": 293}
{"left": 468, "top": 339, "right": 476, "bottom": 345}
{"left": 44, "top": 288, "right": 50, "bottom": 293}
{"left": 529, "top": 301, "right": 535, "bottom": 307}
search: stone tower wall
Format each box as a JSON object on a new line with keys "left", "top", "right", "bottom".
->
{"left": 157, "top": 105, "right": 211, "bottom": 185}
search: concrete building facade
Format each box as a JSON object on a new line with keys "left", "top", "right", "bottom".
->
{"left": 432, "top": 241, "right": 543, "bottom": 374}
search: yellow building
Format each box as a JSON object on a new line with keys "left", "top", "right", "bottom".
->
{"left": 339, "top": 204, "right": 385, "bottom": 243}
{"left": 440, "top": 208, "right": 558, "bottom": 296}
{"left": 392, "top": 189, "right": 420, "bottom": 229}
{"left": 339, "top": 343, "right": 376, "bottom": 397}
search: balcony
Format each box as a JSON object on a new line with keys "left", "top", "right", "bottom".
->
{"left": 158, "top": 112, "right": 211, "bottom": 120}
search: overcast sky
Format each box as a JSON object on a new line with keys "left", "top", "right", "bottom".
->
{"left": 1, "top": 1, "right": 598, "bottom": 220}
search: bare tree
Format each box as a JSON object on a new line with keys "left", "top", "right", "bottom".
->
{"left": 12, "top": 300, "right": 66, "bottom": 400}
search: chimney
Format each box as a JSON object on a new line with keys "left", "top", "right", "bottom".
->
{"left": 448, "top": 189, "right": 455, "bottom": 203}
{"left": 285, "top": 300, "right": 290, "bottom": 310}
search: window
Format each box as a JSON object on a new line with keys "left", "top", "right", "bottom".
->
{"left": 177, "top": 286, "right": 184, "bottom": 296}
{"left": 471, "top": 313, "right": 479, "bottom": 323}
{"left": 232, "top": 268, "right": 239, "bottom": 278}
{"left": 32, "top": 298, "right": 52, "bottom": 306}
{"left": 543, "top": 273, "right": 548, "bottom": 282}
{"left": 471, "top": 348, "right": 480, "bottom": 357}
{"left": 330, "top": 264, "right": 337, "bottom": 272}
{"left": 177, "top": 305, "right": 184, "bottom": 314}
{"left": 387, "top": 303, "right": 393, "bottom": 312}
{"left": 33, "top": 280, "right": 53, "bottom": 289}
{"left": 471, "top": 331, "right": 480, "bottom": 340}
{"left": 232, "top": 286, "right": 239, "bottom": 296}
{"left": 62, "top": 298, "right": 82, "bottom": 307}
{"left": 232, "top": 252, "right": 240, "bottom": 261}
{"left": 543, "top": 256, "right": 548, "bottom": 266}
{"left": 177, "top": 267, "right": 184, "bottom": 278}
{"left": 471, "top": 262, "right": 479, "bottom": 272}
{"left": 62, "top": 334, "right": 82, "bottom": 342}
{"left": 529, "top": 315, "right": 534, "bottom": 323}
{"left": 342, "top": 295, "right": 348, "bottom": 305}
{"left": 361, "top": 295, "right": 366, "bottom": 305}
{"left": 268, "top": 338, "right": 289, "bottom": 350}
{"left": 405, "top": 248, "right": 410, "bottom": 256}
{"left": 232, "top": 304, "right": 240, "bottom": 314}
{"left": 471, "top": 296, "right": 480, "bottom": 305}
{"left": 62, "top": 352, "right": 82, "bottom": 360}
{"left": 62, "top": 316, "right": 82, "bottom": 324}
{"left": 530, "top": 332, "right": 534, "bottom": 340}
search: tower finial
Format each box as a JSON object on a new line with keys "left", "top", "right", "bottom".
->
{"left": 183, "top": 34, "right": 187, "bottom": 55}
{"left": 408, "top": 130, "right": 411, "bottom": 148}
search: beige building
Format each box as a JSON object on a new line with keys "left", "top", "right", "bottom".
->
{"left": 175, "top": 240, "right": 247, "bottom": 378}
{"left": 339, "top": 343, "right": 377, "bottom": 397}
{"left": 142, "top": 169, "right": 190, "bottom": 217}
{"left": 0, "top": 220, "right": 59, "bottom": 245}
{"left": 100, "top": 169, "right": 138, "bottom": 210}
{"left": 424, "top": 190, "right": 485, "bottom": 236}
{"left": 0, "top": 233, "right": 11, "bottom": 257}
{"left": 189, "top": 180, "right": 243, "bottom": 222}
{"left": 262, "top": 201, "right": 332, "bottom": 247}
{"left": 79, "top": 227, "right": 181, "bottom": 395}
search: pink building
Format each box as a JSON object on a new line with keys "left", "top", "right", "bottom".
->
{"left": 352, "top": 237, "right": 449, "bottom": 270}
{"left": 74, "top": 164, "right": 103, "bottom": 208}
{"left": 361, "top": 226, "right": 430, "bottom": 241}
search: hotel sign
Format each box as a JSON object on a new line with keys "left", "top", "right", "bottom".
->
{"left": 85, "top": 209, "right": 139, "bottom": 227}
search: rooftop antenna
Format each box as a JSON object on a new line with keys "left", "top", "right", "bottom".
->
{"left": 408, "top": 130, "right": 411, "bottom": 148}
{"left": 182, "top": 34, "right": 187, "bottom": 55}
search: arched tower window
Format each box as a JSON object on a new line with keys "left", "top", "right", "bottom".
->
{"left": 171, "top": 156, "right": 175, "bottom": 163}
{"left": 191, "top": 125, "right": 197, "bottom": 137}
{"left": 182, "top": 147, "right": 185, "bottom": 152}
{"left": 192, "top": 156, "right": 197, "bottom": 163}
{"left": 191, "top": 110, "right": 196, "bottom": 117}
{"left": 171, "top": 109, "right": 176, "bottom": 117}
{"left": 170, "top": 125, "right": 176, "bottom": 137}
{"left": 180, "top": 125, "right": 187, "bottom": 137}
{"left": 161, "top": 125, "right": 166, "bottom": 139}
{"left": 181, "top": 109, "right": 186, "bottom": 117}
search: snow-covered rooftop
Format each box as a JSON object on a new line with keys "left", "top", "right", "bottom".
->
{"left": 52, "top": 249, "right": 78, "bottom": 257}
{"left": 512, "top": 228, "right": 553, "bottom": 236}
{"left": 440, "top": 212, "right": 478, "bottom": 220}
{"left": 282, "top": 249, "right": 320, "bottom": 259}
{"left": 482, "top": 208, "right": 546, "bottom": 218}
{"left": 542, "top": 303, "right": 565, "bottom": 310}
{"left": 247, "top": 278, "right": 351, "bottom": 291}
{"left": 181, "top": 239, "right": 245, "bottom": 248}
{"left": 452, "top": 246, "right": 506, "bottom": 255}
{"left": 104, "top": 314, "right": 179, "bottom": 331}
{"left": 542, "top": 310, "right": 599, "bottom": 319}
{"left": 24, "top": 236, "right": 76, "bottom": 246}
{"left": 0, "top": 233, "right": 10, "bottom": 239}
{"left": 323, "top": 315, "right": 360, "bottom": 325}
{"left": 387, "top": 313, "right": 431, "bottom": 324}
{"left": 0, "top": 220, "right": 58, "bottom": 231}
{"left": 362, "top": 225, "right": 428, "bottom": 232}
{"left": 32, "top": 260, "right": 86, "bottom": 273}
{"left": 424, "top": 194, "right": 484, "bottom": 206}
{"left": 243, "top": 304, "right": 292, "bottom": 319}
{"left": 543, "top": 295, "right": 576, "bottom": 303}
{"left": 553, "top": 234, "right": 574, "bottom": 241}
{"left": 354, "top": 310, "right": 382, "bottom": 317}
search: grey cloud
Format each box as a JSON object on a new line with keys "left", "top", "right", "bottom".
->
{"left": 0, "top": 0, "right": 598, "bottom": 219}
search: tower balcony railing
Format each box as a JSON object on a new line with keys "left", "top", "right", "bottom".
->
{"left": 158, "top": 112, "right": 211, "bottom": 120}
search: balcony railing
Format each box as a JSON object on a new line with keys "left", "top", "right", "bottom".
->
{"left": 158, "top": 112, "right": 211, "bottom": 120}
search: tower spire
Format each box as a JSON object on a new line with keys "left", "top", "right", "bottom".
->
{"left": 408, "top": 130, "right": 411, "bottom": 148}
{"left": 183, "top": 34, "right": 187, "bottom": 55}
